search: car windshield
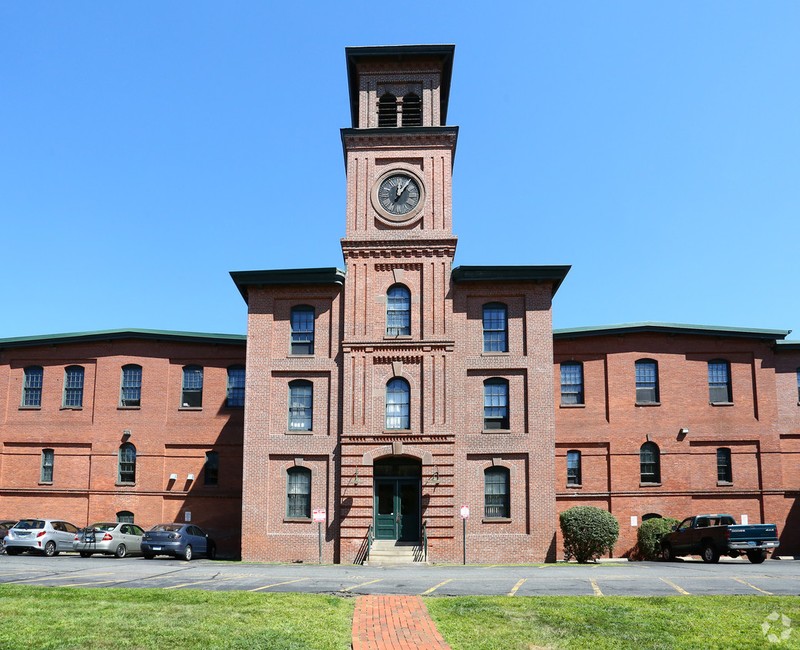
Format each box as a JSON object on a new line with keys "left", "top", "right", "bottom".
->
{"left": 151, "top": 524, "right": 182, "bottom": 532}
{"left": 14, "top": 519, "right": 45, "bottom": 530}
{"left": 88, "top": 523, "right": 116, "bottom": 531}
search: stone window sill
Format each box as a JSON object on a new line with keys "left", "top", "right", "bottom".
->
{"left": 283, "top": 518, "right": 312, "bottom": 524}
{"left": 635, "top": 402, "right": 661, "bottom": 407}
{"left": 717, "top": 481, "right": 733, "bottom": 487}
{"left": 60, "top": 407, "right": 83, "bottom": 411}
{"left": 384, "top": 335, "right": 412, "bottom": 340}
{"left": 560, "top": 403, "right": 585, "bottom": 409}
{"left": 383, "top": 429, "right": 412, "bottom": 435}
{"left": 287, "top": 430, "right": 313, "bottom": 435}
{"left": 639, "top": 482, "right": 662, "bottom": 487}
{"left": 566, "top": 483, "right": 582, "bottom": 489}
{"left": 116, "top": 482, "right": 136, "bottom": 488}
{"left": 710, "top": 402, "right": 734, "bottom": 407}
{"left": 481, "top": 351, "right": 509, "bottom": 356}
{"left": 178, "top": 407, "right": 203, "bottom": 411}
{"left": 482, "top": 429, "right": 510, "bottom": 434}
{"left": 19, "top": 406, "right": 41, "bottom": 411}
{"left": 118, "top": 406, "right": 141, "bottom": 410}
{"left": 482, "top": 517, "right": 512, "bottom": 523}
{"left": 38, "top": 482, "right": 53, "bottom": 486}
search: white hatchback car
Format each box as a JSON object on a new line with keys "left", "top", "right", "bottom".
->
{"left": 4, "top": 518, "right": 80, "bottom": 556}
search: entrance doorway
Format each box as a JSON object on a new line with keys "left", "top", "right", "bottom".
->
{"left": 373, "top": 458, "right": 421, "bottom": 542}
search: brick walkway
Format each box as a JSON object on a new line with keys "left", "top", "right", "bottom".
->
{"left": 352, "top": 594, "right": 452, "bottom": 650}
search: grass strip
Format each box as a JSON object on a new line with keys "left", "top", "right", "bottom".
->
{"left": 0, "top": 585, "right": 353, "bottom": 650}
{"left": 426, "top": 595, "right": 800, "bottom": 650}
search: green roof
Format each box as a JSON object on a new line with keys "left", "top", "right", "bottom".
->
{"left": 230, "top": 267, "right": 346, "bottom": 302}
{"left": 0, "top": 328, "right": 246, "bottom": 349}
{"left": 554, "top": 322, "right": 790, "bottom": 341}
{"left": 452, "top": 265, "right": 571, "bottom": 295}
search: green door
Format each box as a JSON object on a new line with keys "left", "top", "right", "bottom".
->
{"left": 374, "top": 478, "right": 420, "bottom": 541}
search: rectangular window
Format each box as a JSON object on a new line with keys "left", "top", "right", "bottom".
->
{"left": 181, "top": 366, "right": 203, "bottom": 408}
{"left": 635, "top": 360, "right": 659, "bottom": 403}
{"left": 290, "top": 307, "right": 315, "bottom": 355}
{"left": 708, "top": 361, "right": 732, "bottom": 403}
{"left": 483, "top": 379, "right": 509, "bottom": 430}
{"left": 560, "top": 362, "right": 584, "bottom": 405}
{"left": 226, "top": 366, "right": 245, "bottom": 408}
{"left": 120, "top": 365, "right": 142, "bottom": 407}
{"left": 289, "top": 382, "right": 313, "bottom": 430}
{"left": 567, "top": 450, "right": 581, "bottom": 486}
{"left": 482, "top": 304, "right": 508, "bottom": 352}
{"left": 23, "top": 366, "right": 44, "bottom": 408}
{"left": 40, "top": 449, "right": 54, "bottom": 483}
{"left": 717, "top": 448, "right": 732, "bottom": 483}
{"left": 63, "top": 366, "right": 84, "bottom": 408}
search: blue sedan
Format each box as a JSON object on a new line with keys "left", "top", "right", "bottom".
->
{"left": 140, "top": 523, "right": 216, "bottom": 561}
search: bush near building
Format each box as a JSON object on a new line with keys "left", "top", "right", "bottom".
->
{"left": 560, "top": 506, "right": 620, "bottom": 563}
{"left": 636, "top": 517, "right": 680, "bottom": 561}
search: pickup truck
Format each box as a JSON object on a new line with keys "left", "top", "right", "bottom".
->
{"left": 661, "top": 514, "right": 779, "bottom": 564}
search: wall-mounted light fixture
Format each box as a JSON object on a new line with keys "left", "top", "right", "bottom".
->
{"left": 169, "top": 473, "right": 178, "bottom": 481}
{"left": 122, "top": 429, "right": 131, "bottom": 441}
{"left": 187, "top": 473, "right": 195, "bottom": 481}
{"left": 353, "top": 468, "right": 360, "bottom": 486}
{"left": 679, "top": 428, "right": 689, "bottom": 435}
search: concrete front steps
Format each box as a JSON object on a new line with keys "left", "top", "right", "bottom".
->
{"left": 366, "top": 540, "right": 426, "bottom": 565}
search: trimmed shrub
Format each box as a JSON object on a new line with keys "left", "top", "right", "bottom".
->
{"left": 637, "top": 516, "right": 680, "bottom": 560}
{"left": 559, "top": 506, "right": 620, "bottom": 563}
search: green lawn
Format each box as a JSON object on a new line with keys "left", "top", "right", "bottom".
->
{"left": 426, "top": 595, "right": 800, "bottom": 650}
{"left": 0, "top": 585, "right": 354, "bottom": 650}
{"left": 0, "top": 586, "right": 798, "bottom": 650}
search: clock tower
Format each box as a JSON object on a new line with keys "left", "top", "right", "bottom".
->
{"left": 338, "top": 46, "right": 461, "bottom": 561}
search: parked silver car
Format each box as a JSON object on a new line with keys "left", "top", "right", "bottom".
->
{"left": 4, "top": 518, "right": 80, "bottom": 556}
{"left": 73, "top": 522, "right": 145, "bottom": 558}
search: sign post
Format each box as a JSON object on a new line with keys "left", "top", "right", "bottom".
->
{"left": 459, "top": 505, "right": 470, "bottom": 565}
{"left": 313, "top": 509, "right": 326, "bottom": 564}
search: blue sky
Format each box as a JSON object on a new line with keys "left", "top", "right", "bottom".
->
{"left": 2, "top": 2, "right": 798, "bottom": 340}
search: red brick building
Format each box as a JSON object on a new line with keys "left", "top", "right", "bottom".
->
{"left": 0, "top": 45, "right": 797, "bottom": 562}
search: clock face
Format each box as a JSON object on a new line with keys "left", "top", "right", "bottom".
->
{"left": 377, "top": 173, "right": 421, "bottom": 217}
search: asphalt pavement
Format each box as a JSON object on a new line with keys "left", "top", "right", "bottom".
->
{"left": 1, "top": 554, "right": 798, "bottom": 597}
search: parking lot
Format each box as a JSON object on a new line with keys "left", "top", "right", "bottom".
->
{"left": 0, "top": 554, "right": 798, "bottom": 597}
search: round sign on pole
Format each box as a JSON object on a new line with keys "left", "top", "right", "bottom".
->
{"left": 460, "top": 505, "right": 470, "bottom": 519}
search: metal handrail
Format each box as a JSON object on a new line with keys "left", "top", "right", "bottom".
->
{"left": 421, "top": 520, "right": 427, "bottom": 563}
{"left": 366, "top": 524, "right": 373, "bottom": 563}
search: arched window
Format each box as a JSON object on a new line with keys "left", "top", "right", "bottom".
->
{"left": 402, "top": 93, "right": 422, "bottom": 126}
{"left": 290, "top": 305, "right": 315, "bottom": 355}
{"left": 484, "top": 466, "right": 510, "bottom": 518}
{"left": 288, "top": 380, "right": 313, "bottom": 431}
{"left": 566, "top": 450, "right": 582, "bottom": 486}
{"left": 642, "top": 513, "right": 661, "bottom": 521}
{"left": 483, "top": 378, "right": 509, "bottom": 430}
{"left": 482, "top": 303, "right": 508, "bottom": 352}
{"left": 120, "top": 364, "right": 142, "bottom": 407}
{"left": 63, "top": 365, "right": 84, "bottom": 408}
{"left": 181, "top": 365, "right": 203, "bottom": 408}
{"left": 22, "top": 366, "right": 43, "bottom": 408}
{"left": 116, "top": 511, "right": 135, "bottom": 524}
{"left": 378, "top": 93, "right": 397, "bottom": 127}
{"left": 560, "top": 362, "right": 584, "bottom": 405}
{"left": 386, "top": 284, "right": 411, "bottom": 336}
{"left": 204, "top": 451, "right": 219, "bottom": 486}
{"left": 640, "top": 442, "right": 660, "bottom": 484}
{"left": 385, "top": 378, "right": 410, "bottom": 430}
{"left": 635, "top": 359, "right": 659, "bottom": 404}
{"left": 118, "top": 443, "right": 136, "bottom": 484}
{"left": 226, "top": 365, "right": 245, "bottom": 408}
{"left": 286, "top": 467, "right": 311, "bottom": 519}
{"left": 708, "top": 359, "right": 732, "bottom": 403}
{"left": 717, "top": 447, "right": 732, "bottom": 484}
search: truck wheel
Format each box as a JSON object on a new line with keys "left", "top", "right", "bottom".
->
{"left": 662, "top": 544, "right": 675, "bottom": 562}
{"left": 701, "top": 543, "right": 720, "bottom": 564}
{"left": 747, "top": 550, "right": 767, "bottom": 564}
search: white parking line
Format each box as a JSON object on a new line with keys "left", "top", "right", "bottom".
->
{"left": 340, "top": 578, "right": 382, "bottom": 593}
{"left": 659, "top": 577, "right": 690, "bottom": 595}
{"left": 732, "top": 577, "right": 773, "bottom": 595}
{"left": 249, "top": 578, "right": 309, "bottom": 592}
{"left": 421, "top": 579, "right": 453, "bottom": 595}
